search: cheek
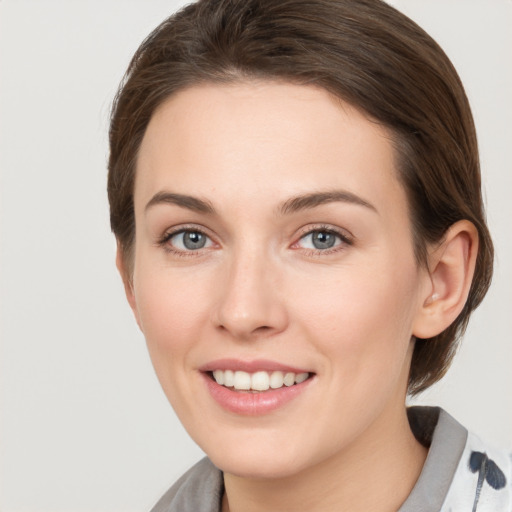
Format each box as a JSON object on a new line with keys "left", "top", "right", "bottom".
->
{"left": 290, "top": 258, "right": 421, "bottom": 381}
{"left": 133, "top": 264, "right": 211, "bottom": 360}
{"left": 132, "top": 264, "right": 218, "bottom": 415}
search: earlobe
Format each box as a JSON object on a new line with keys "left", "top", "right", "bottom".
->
{"left": 413, "top": 220, "right": 479, "bottom": 339}
{"left": 115, "top": 243, "right": 143, "bottom": 330}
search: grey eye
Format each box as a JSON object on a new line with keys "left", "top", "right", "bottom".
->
{"left": 298, "top": 230, "right": 342, "bottom": 250}
{"left": 311, "top": 231, "right": 337, "bottom": 249}
{"left": 183, "top": 231, "right": 207, "bottom": 249}
{"left": 170, "top": 230, "right": 212, "bottom": 250}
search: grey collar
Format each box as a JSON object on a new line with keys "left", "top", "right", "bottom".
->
{"left": 398, "top": 407, "right": 468, "bottom": 511}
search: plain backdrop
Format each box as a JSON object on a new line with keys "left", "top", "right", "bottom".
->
{"left": 1, "top": 1, "right": 511, "bottom": 511}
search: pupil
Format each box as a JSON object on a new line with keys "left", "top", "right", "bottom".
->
{"left": 183, "top": 232, "right": 206, "bottom": 249}
{"left": 312, "top": 231, "right": 335, "bottom": 249}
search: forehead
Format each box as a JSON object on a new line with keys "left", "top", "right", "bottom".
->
{"left": 135, "top": 81, "right": 407, "bottom": 221}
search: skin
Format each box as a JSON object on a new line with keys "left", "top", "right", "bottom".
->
{"left": 118, "top": 82, "right": 478, "bottom": 511}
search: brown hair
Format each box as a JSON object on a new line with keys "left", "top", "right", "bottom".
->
{"left": 108, "top": 0, "right": 493, "bottom": 395}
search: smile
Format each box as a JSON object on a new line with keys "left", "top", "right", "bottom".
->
{"left": 211, "top": 369, "right": 310, "bottom": 391}
{"left": 200, "top": 361, "right": 315, "bottom": 415}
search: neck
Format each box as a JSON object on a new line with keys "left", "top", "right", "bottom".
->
{"left": 222, "top": 404, "right": 427, "bottom": 512}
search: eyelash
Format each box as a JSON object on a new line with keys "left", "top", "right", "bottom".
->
{"left": 293, "top": 224, "right": 353, "bottom": 256}
{"left": 157, "top": 224, "right": 353, "bottom": 258}
{"left": 157, "top": 225, "right": 214, "bottom": 258}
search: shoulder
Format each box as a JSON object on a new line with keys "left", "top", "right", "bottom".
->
{"left": 150, "top": 457, "right": 223, "bottom": 512}
{"left": 403, "top": 407, "right": 511, "bottom": 512}
{"left": 442, "top": 429, "right": 512, "bottom": 512}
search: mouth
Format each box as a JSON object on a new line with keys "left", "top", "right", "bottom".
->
{"left": 199, "top": 360, "right": 315, "bottom": 415}
{"left": 207, "top": 369, "right": 311, "bottom": 392}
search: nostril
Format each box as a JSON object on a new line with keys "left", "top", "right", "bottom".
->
{"left": 254, "top": 325, "right": 272, "bottom": 332}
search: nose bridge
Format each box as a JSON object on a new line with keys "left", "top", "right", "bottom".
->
{"left": 212, "top": 241, "right": 288, "bottom": 339}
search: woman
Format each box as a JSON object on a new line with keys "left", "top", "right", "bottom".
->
{"left": 107, "top": 0, "right": 511, "bottom": 510}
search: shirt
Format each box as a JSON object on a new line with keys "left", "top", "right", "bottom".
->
{"left": 150, "top": 407, "right": 512, "bottom": 511}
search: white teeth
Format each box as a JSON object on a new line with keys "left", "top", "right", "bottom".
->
{"left": 295, "top": 372, "right": 309, "bottom": 384}
{"left": 233, "top": 371, "right": 251, "bottom": 390}
{"left": 251, "top": 371, "right": 270, "bottom": 391}
{"left": 269, "top": 371, "right": 284, "bottom": 389}
{"left": 223, "top": 370, "right": 234, "bottom": 387}
{"left": 212, "top": 370, "right": 224, "bottom": 385}
{"left": 283, "top": 372, "right": 295, "bottom": 387}
{"left": 211, "top": 369, "right": 310, "bottom": 391}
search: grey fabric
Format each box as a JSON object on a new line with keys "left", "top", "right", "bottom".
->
{"left": 150, "top": 407, "right": 468, "bottom": 512}
{"left": 398, "top": 407, "right": 468, "bottom": 512}
{"left": 150, "top": 457, "right": 223, "bottom": 512}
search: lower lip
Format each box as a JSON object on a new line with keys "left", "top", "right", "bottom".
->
{"left": 202, "top": 373, "right": 314, "bottom": 416}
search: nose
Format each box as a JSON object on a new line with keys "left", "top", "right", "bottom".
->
{"left": 211, "top": 249, "right": 289, "bottom": 340}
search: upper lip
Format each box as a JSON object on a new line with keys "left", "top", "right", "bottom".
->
{"left": 199, "top": 358, "right": 312, "bottom": 374}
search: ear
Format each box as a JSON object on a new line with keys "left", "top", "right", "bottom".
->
{"left": 412, "top": 220, "right": 479, "bottom": 339}
{"left": 115, "top": 242, "right": 143, "bottom": 331}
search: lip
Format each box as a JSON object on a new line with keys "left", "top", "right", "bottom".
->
{"left": 199, "top": 358, "right": 311, "bottom": 374}
{"left": 199, "top": 359, "right": 315, "bottom": 416}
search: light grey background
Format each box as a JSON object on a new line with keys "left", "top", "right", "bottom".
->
{"left": 0, "top": 1, "right": 510, "bottom": 511}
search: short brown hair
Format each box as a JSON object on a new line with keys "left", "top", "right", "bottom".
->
{"left": 108, "top": 0, "right": 493, "bottom": 395}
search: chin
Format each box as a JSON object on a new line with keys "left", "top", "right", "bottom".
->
{"left": 193, "top": 427, "right": 320, "bottom": 480}
{"left": 209, "top": 450, "right": 307, "bottom": 480}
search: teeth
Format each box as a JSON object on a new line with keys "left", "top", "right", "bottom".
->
{"left": 212, "top": 370, "right": 310, "bottom": 391}
{"left": 212, "top": 370, "right": 224, "bottom": 385}
{"left": 283, "top": 372, "right": 295, "bottom": 387}
{"left": 233, "top": 371, "right": 251, "bottom": 390}
{"left": 269, "top": 371, "right": 284, "bottom": 389}
{"left": 295, "top": 372, "right": 308, "bottom": 384}
{"left": 251, "top": 371, "right": 270, "bottom": 391}
{"left": 223, "top": 370, "right": 234, "bottom": 387}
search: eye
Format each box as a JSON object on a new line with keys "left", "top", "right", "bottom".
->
{"left": 295, "top": 228, "right": 351, "bottom": 252}
{"left": 163, "top": 229, "right": 214, "bottom": 252}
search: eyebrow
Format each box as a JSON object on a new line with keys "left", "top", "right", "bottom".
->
{"left": 145, "top": 192, "right": 215, "bottom": 214}
{"left": 145, "top": 189, "right": 377, "bottom": 216}
{"left": 279, "top": 190, "right": 378, "bottom": 215}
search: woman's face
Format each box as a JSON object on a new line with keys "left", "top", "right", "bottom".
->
{"left": 126, "top": 82, "right": 432, "bottom": 478}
